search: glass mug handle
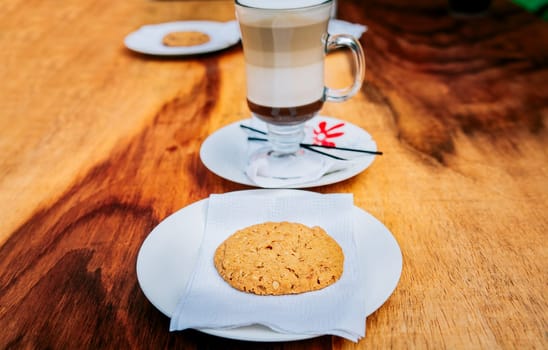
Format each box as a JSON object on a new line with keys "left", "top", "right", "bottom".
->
{"left": 323, "top": 34, "right": 366, "bottom": 102}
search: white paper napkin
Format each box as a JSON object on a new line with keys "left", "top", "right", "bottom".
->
{"left": 328, "top": 19, "right": 368, "bottom": 38}
{"left": 245, "top": 147, "right": 343, "bottom": 188}
{"left": 244, "top": 116, "right": 370, "bottom": 188}
{"left": 170, "top": 192, "right": 367, "bottom": 342}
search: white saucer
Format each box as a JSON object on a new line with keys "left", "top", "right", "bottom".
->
{"left": 124, "top": 20, "right": 240, "bottom": 56}
{"left": 136, "top": 189, "right": 402, "bottom": 342}
{"left": 200, "top": 116, "right": 379, "bottom": 188}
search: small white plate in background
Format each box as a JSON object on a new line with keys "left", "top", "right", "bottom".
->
{"left": 124, "top": 20, "right": 240, "bottom": 56}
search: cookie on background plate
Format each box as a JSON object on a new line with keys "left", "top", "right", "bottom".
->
{"left": 162, "top": 31, "right": 210, "bottom": 47}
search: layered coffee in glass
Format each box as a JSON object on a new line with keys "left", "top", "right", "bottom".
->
{"left": 236, "top": 0, "right": 365, "bottom": 181}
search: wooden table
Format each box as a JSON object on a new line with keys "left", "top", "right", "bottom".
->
{"left": 1, "top": 0, "right": 546, "bottom": 348}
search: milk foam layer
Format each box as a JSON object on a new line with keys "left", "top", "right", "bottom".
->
{"left": 237, "top": 0, "right": 328, "bottom": 10}
{"left": 246, "top": 63, "right": 324, "bottom": 107}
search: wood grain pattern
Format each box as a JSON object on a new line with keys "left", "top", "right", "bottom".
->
{"left": 0, "top": 0, "right": 547, "bottom": 349}
{"left": 344, "top": 0, "right": 547, "bottom": 163}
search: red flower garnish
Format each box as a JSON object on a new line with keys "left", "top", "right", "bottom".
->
{"left": 312, "top": 121, "right": 345, "bottom": 146}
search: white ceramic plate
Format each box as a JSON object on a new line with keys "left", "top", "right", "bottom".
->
{"left": 200, "top": 116, "right": 378, "bottom": 188}
{"left": 136, "top": 189, "right": 402, "bottom": 342}
{"left": 124, "top": 20, "right": 240, "bottom": 56}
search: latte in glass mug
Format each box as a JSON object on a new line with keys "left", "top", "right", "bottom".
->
{"left": 236, "top": 0, "right": 333, "bottom": 125}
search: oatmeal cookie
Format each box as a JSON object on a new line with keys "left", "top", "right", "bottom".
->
{"left": 162, "top": 31, "right": 210, "bottom": 47}
{"left": 214, "top": 221, "right": 344, "bottom": 295}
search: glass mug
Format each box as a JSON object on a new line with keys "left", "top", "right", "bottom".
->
{"left": 236, "top": 0, "right": 365, "bottom": 179}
